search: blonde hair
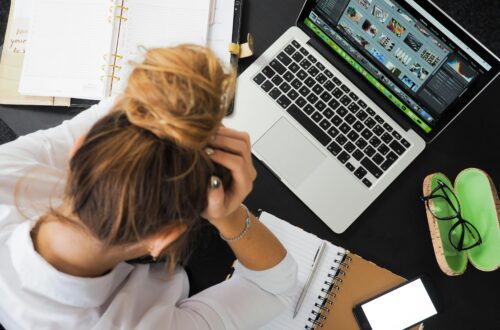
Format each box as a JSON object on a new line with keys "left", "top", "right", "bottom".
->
{"left": 43, "top": 45, "right": 236, "bottom": 272}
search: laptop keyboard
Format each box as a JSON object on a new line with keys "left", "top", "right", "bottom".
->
{"left": 252, "top": 39, "right": 411, "bottom": 188}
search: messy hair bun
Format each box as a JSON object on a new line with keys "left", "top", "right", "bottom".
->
{"left": 119, "top": 45, "right": 236, "bottom": 149}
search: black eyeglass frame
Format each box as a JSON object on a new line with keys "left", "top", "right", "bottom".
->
{"left": 421, "top": 180, "right": 482, "bottom": 251}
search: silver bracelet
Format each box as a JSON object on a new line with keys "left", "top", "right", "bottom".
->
{"left": 219, "top": 204, "right": 252, "bottom": 242}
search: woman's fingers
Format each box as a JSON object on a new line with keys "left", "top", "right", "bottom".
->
{"left": 216, "top": 127, "right": 251, "bottom": 149}
{"left": 209, "top": 149, "right": 255, "bottom": 192}
{"left": 211, "top": 134, "right": 250, "bottom": 160}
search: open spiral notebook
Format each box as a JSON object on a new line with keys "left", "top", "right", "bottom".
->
{"left": 258, "top": 212, "right": 421, "bottom": 330}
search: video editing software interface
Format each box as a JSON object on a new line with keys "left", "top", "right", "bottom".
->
{"left": 305, "top": 0, "right": 492, "bottom": 133}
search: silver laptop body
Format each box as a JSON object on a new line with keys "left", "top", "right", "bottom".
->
{"left": 224, "top": 0, "right": 500, "bottom": 233}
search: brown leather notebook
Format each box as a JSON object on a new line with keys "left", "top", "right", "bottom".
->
{"left": 258, "top": 212, "right": 421, "bottom": 330}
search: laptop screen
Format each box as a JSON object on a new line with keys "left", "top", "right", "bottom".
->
{"left": 299, "top": 0, "right": 499, "bottom": 136}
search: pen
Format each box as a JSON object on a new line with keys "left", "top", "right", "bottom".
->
{"left": 293, "top": 241, "right": 327, "bottom": 318}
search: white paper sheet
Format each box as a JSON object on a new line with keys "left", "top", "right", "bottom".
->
{"left": 207, "top": 0, "right": 235, "bottom": 67}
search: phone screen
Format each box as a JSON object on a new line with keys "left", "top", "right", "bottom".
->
{"left": 360, "top": 278, "right": 437, "bottom": 330}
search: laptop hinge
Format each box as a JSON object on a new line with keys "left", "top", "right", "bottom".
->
{"left": 306, "top": 37, "right": 413, "bottom": 132}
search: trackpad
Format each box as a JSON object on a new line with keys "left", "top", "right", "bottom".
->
{"left": 254, "top": 117, "right": 326, "bottom": 188}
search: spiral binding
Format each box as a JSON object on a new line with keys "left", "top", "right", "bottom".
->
{"left": 102, "top": 1, "right": 128, "bottom": 87}
{"left": 304, "top": 251, "right": 352, "bottom": 329}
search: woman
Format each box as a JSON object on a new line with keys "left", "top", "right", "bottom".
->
{"left": 0, "top": 45, "right": 297, "bottom": 329}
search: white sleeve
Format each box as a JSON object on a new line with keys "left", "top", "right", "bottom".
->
{"left": 171, "top": 252, "right": 298, "bottom": 329}
{"left": 0, "top": 97, "right": 115, "bottom": 208}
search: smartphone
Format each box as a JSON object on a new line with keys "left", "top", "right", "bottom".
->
{"left": 353, "top": 276, "right": 440, "bottom": 330}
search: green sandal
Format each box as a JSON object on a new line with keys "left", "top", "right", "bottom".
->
{"left": 422, "top": 169, "right": 500, "bottom": 276}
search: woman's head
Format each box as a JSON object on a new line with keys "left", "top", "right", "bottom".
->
{"left": 61, "top": 45, "right": 235, "bottom": 268}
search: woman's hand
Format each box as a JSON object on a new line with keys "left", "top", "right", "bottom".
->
{"left": 201, "top": 127, "right": 257, "bottom": 226}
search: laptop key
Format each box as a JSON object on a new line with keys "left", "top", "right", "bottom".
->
{"left": 272, "top": 75, "right": 284, "bottom": 86}
{"left": 284, "top": 45, "right": 295, "bottom": 55}
{"left": 361, "top": 129, "right": 373, "bottom": 140}
{"left": 369, "top": 136, "right": 381, "bottom": 148}
{"left": 320, "top": 119, "right": 331, "bottom": 130}
{"left": 337, "top": 106, "right": 348, "bottom": 117}
{"left": 353, "top": 149, "right": 364, "bottom": 161}
{"left": 347, "top": 103, "right": 360, "bottom": 113}
{"left": 278, "top": 52, "right": 292, "bottom": 66}
{"left": 356, "top": 110, "right": 368, "bottom": 121}
{"left": 287, "top": 90, "right": 299, "bottom": 100}
{"left": 316, "top": 62, "right": 325, "bottom": 70}
{"left": 373, "top": 125, "right": 384, "bottom": 136}
{"left": 377, "top": 144, "right": 390, "bottom": 155}
{"left": 312, "top": 84, "right": 324, "bottom": 95}
{"left": 270, "top": 60, "right": 286, "bottom": 75}
{"left": 279, "top": 82, "right": 291, "bottom": 93}
{"left": 347, "top": 131, "right": 359, "bottom": 142}
{"left": 339, "top": 123, "right": 350, "bottom": 134}
{"left": 327, "top": 141, "right": 342, "bottom": 156}
{"left": 324, "top": 69, "right": 333, "bottom": 78}
{"left": 289, "top": 63, "right": 300, "bottom": 73}
{"left": 340, "top": 85, "right": 350, "bottom": 94}
{"left": 345, "top": 162, "right": 355, "bottom": 172}
{"left": 307, "top": 54, "right": 317, "bottom": 63}
{"left": 358, "top": 100, "right": 367, "bottom": 108}
{"left": 356, "top": 138, "right": 368, "bottom": 149}
{"left": 292, "top": 52, "right": 304, "bottom": 62}
{"left": 381, "top": 154, "right": 397, "bottom": 170}
{"left": 299, "top": 47, "right": 309, "bottom": 56}
{"left": 366, "top": 107, "right": 375, "bottom": 116}
{"left": 299, "top": 59, "right": 311, "bottom": 69}
{"left": 340, "top": 95, "right": 351, "bottom": 106}
{"left": 297, "top": 69, "right": 308, "bottom": 80}
{"left": 291, "top": 78, "right": 302, "bottom": 89}
{"left": 374, "top": 114, "right": 384, "bottom": 124}
{"left": 277, "top": 95, "right": 291, "bottom": 109}
{"left": 315, "top": 101, "right": 326, "bottom": 111}
{"left": 254, "top": 73, "right": 266, "bottom": 85}
{"left": 349, "top": 92, "right": 359, "bottom": 101}
{"left": 383, "top": 123, "right": 393, "bottom": 132}
{"left": 316, "top": 73, "right": 327, "bottom": 84}
{"left": 331, "top": 115, "right": 342, "bottom": 126}
{"left": 307, "top": 94, "right": 319, "bottom": 104}
{"left": 386, "top": 151, "right": 398, "bottom": 162}
{"left": 303, "top": 104, "right": 315, "bottom": 115}
{"left": 353, "top": 121, "right": 364, "bottom": 132}
{"left": 327, "top": 126, "right": 339, "bottom": 138}
{"left": 332, "top": 87, "right": 343, "bottom": 98}
{"left": 324, "top": 81, "right": 336, "bottom": 91}
{"left": 354, "top": 167, "right": 367, "bottom": 179}
{"left": 361, "top": 157, "right": 383, "bottom": 178}
{"left": 287, "top": 104, "right": 331, "bottom": 146}
{"left": 284, "top": 71, "right": 294, "bottom": 81}
{"left": 262, "top": 66, "right": 276, "bottom": 78}
{"left": 372, "top": 153, "right": 384, "bottom": 165}
{"left": 345, "top": 113, "right": 356, "bottom": 124}
{"left": 333, "top": 77, "right": 342, "bottom": 85}
{"left": 323, "top": 108, "right": 334, "bottom": 119}
{"left": 345, "top": 142, "right": 355, "bottom": 153}
{"left": 328, "top": 99, "right": 340, "bottom": 110}
{"left": 389, "top": 140, "right": 405, "bottom": 155}
{"left": 335, "top": 134, "right": 347, "bottom": 145}
{"left": 364, "top": 118, "right": 376, "bottom": 129}
{"left": 305, "top": 77, "right": 316, "bottom": 87}
{"left": 362, "top": 178, "right": 372, "bottom": 188}
{"left": 291, "top": 40, "right": 301, "bottom": 48}
{"left": 261, "top": 80, "right": 273, "bottom": 92}
{"left": 364, "top": 145, "right": 376, "bottom": 157}
{"left": 337, "top": 151, "right": 350, "bottom": 164}
{"left": 308, "top": 66, "right": 319, "bottom": 77}
{"left": 401, "top": 138, "right": 411, "bottom": 148}
{"left": 381, "top": 132, "right": 393, "bottom": 144}
{"left": 269, "top": 87, "right": 281, "bottom": 99}
{"left": 299, "top": 86, "right": 310, "bottom": 97}
{"left": 392, "top": 131, "right": 402, "bottom": 140}
{"left": 296, "top": 97, "right": 307, "bottom": 108}
{"left": 320, "top": 91, "right": 332, "bottom": 102}
{"left": 311, "top": 111, "right": 323, "bottom": 123}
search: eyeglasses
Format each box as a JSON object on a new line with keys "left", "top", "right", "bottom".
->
{"left": 421, "top": 180, "right": 482, "bottom": 251}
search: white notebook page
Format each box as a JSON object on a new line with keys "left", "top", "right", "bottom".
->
{"left": 112, "top": 0, "right": 211, "bottom": 94}
{"left": 19, "top": 0, "right": 113, "bottom": 100}
{"left": 259, "top": 212, "right": 346, "bottom": 329}
{"left": 207, "top": 0, "right": 235, "bottom": 67}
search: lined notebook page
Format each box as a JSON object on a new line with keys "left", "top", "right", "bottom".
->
{"left": 112, "top": 0, "right": 211, "bottom": 94}
{"left": 259, "top": 212, "right": 346, "bottom": 329}
{"left": 19, "top": 0, "right": 113, "bottom": 100}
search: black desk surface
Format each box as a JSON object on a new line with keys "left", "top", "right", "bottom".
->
{"left": 1, "top": 1, "right": 499, "bottom": 329}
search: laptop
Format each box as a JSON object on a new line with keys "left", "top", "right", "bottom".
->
{"left": 224, "top": 0, "right": 500, "bottom": 233}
